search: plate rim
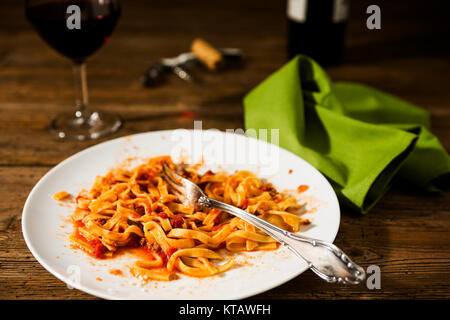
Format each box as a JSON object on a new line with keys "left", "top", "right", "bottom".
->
{"left": 22, "top": 129, "right": 341, "bottom": 300}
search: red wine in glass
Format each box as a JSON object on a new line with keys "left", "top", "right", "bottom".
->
{"left": 26, "top": 0, "right": 122, "bottom": 140}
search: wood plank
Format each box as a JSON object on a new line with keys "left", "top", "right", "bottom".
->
{"left": 0, "top": 0, "right": 449, "bottom": 299}
{"left": 0, "top": 167, "right": 448, "bottom": 299}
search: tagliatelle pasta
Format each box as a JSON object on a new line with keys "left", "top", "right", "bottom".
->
{"left": 61, "top": 156, "right": 311, "bottom": 281}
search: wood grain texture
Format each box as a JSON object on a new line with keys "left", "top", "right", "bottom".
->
{"left": 0, "top": 0, "right": 449, "bottom": 299}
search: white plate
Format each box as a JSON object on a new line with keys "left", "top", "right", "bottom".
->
{"left": 22, "top": 129, "right": 340, "bottom": 300}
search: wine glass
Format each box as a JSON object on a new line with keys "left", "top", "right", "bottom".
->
{"left": 26, "top": 0, "right": 122, "bottom": 140}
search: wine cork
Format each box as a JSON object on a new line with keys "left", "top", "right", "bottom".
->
{"left": 191, "top": 38, "right": 224, "bottom": 71}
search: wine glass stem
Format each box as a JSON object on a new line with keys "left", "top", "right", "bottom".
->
{"left": 73, "top": 62, "right": 89, "bottom": 118}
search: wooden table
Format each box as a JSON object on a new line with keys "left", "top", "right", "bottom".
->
{"left": 1, "top": 0, "right": 449, "bottom": 299}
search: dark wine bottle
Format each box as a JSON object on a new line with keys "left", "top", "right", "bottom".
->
{"left": 287, "top": 0, "right": 349, "bottom": 66}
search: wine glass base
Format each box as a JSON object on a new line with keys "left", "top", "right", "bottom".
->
{"left": 50, "top": 111, "right": 122, "bottom": 141}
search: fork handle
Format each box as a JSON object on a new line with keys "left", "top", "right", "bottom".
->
{"left": 200, "top": 196, "right": 366, "bottom": 284}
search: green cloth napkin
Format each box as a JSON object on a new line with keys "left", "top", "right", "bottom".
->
{"left": 243, "top": 55, "right": 450, "bottom": 213}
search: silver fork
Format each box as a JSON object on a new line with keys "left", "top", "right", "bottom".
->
{"left": 162, "top": 162, "right": 366, "bottom": 284}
